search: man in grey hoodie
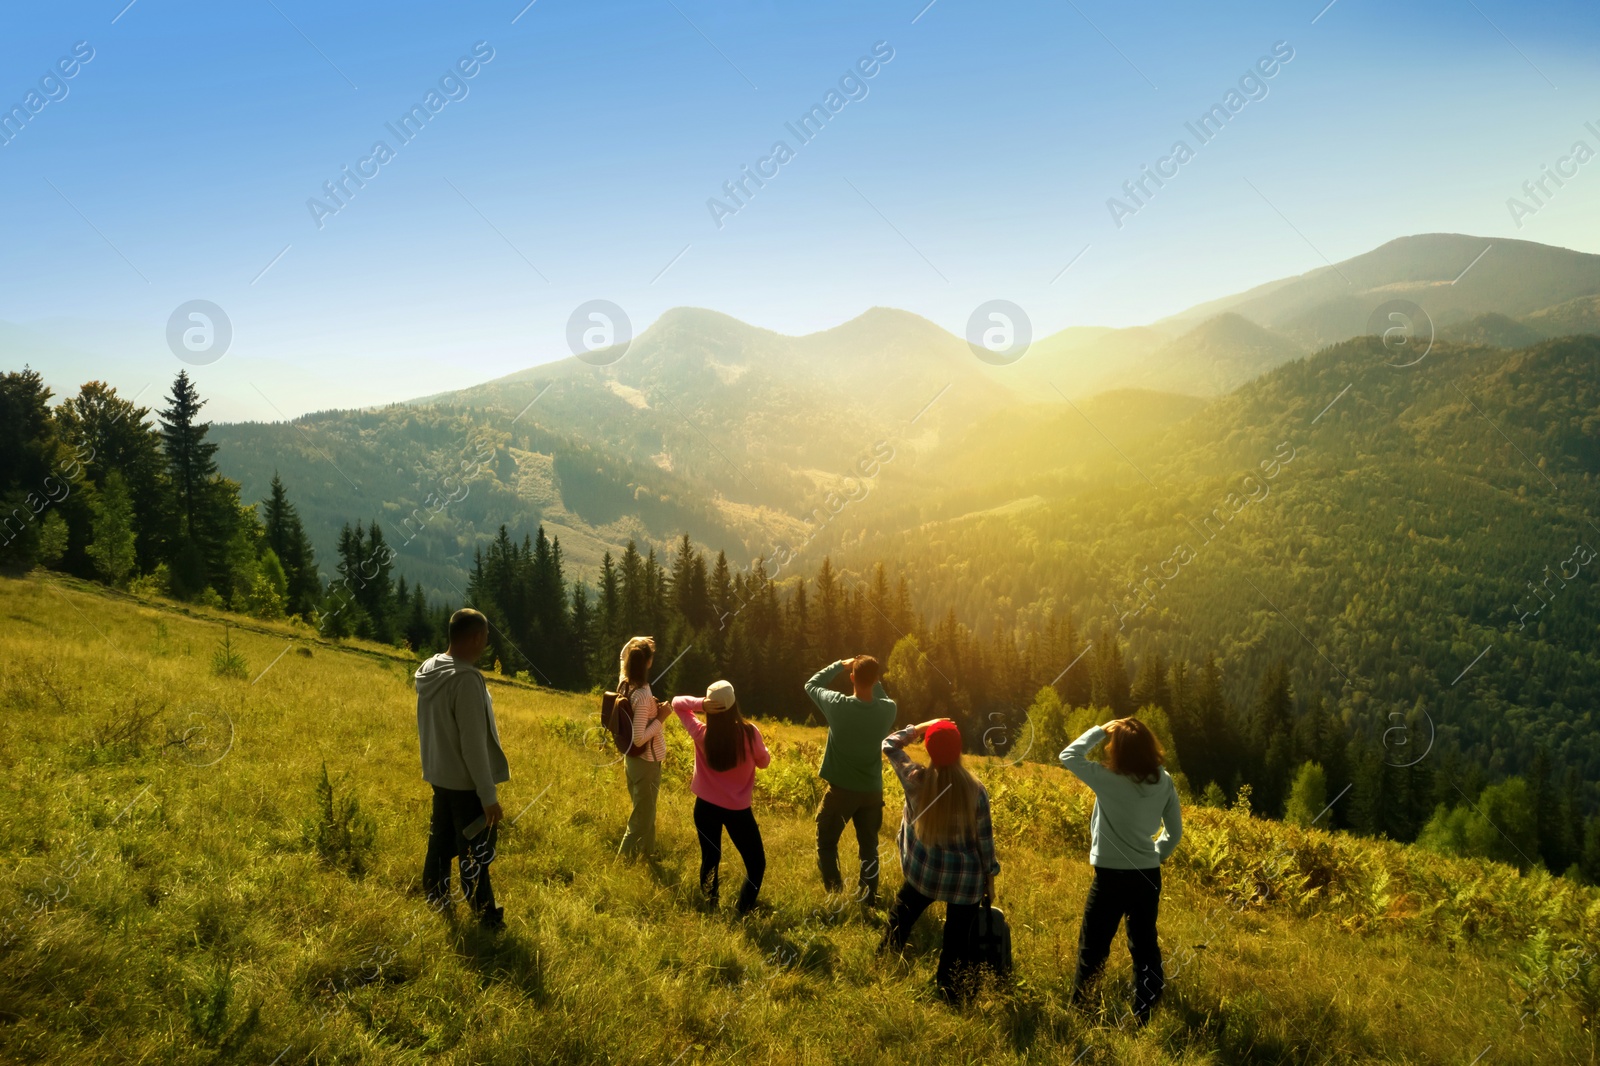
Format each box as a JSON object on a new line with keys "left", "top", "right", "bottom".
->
{"left": 416, "top": 608, "right": 510, "bottom": 929}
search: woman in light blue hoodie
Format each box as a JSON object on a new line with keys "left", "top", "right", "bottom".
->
{"left": 1059, "top": 716, "right": 1183, "bottom": 1024}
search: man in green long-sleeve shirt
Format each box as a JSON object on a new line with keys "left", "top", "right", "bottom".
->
{"left": 805, "top": 655, "right": 898, "bottom": 905}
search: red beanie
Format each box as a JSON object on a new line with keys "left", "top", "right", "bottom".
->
{"left": 923, "top": 720, "right": 962, "bottom": 767}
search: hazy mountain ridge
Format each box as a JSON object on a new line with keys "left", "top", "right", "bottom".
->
{"left": 201, "top": 233, "right": 1600, "bottom": 604}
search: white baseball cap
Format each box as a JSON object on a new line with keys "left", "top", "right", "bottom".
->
{"left": 705, "top": 679, "right": 736, "bottom": 713}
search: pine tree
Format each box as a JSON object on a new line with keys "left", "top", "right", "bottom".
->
{"left": 405, "top": 582, "right": 433, "bottom": 653}
{"left": 1193, "top": 655, "right": 1231, "bottom": 791}
{"left": 1581, "top": 815, "right": 1600, "bottom": 884}
{"left": 262, "top": 472, "right": 319, "bottom": 619}
{"left": 1526, "top": 748, "right": 1575, "bottom": 874}
{"left": 643, "top": 547, "right": 665, "bottom": 636}
{"left": 360, "top": 523, "right": 396, "bottom": 643}
{"left": 157, "top": 371, "right": 245, "bottom": 599}
{"left": 158, "top": 371, "right": 218, "bottom": 543}
{"left": 866, "top": 563, "right": 893, "bottom": 660}
{"left": 1060, "top": 620, "right": 1093, "bottom": 709}
{"left": 1554, "top": 766, "right": 1584, "bottom": 876}
{"left": 1250, "top": 663, "right": 1294, "bottom": 814}
{"left": 814, "top": 557, "right": 840, "bottom": 652}
{"left": 1346, "top": 737, "right": 1388, "bottom": 836}
{"left": 670, "top": 534, "right": 710, "bottom": 629}
{"left": 1092, "top": 638, "right": 1132, "bottom": 717}
{"left": 530, "top": 527, "right": 569, "bottom": 684}
{"left": 595, "top": 551, "right": 621, "bottom": 678}
{"left": 709, "top": 551, "right": 733, "bottom": 660}
{"left": 1131, "top": 650, "right": 1171, "bottom": 714}
{"left": 618, "top": 541, "right": 644, "bottom": 637}
{"left": 570, "top": 580, "right": 593, "bottom": 690}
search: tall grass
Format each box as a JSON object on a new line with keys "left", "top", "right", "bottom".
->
{"left": 0, "top": 571, "right": 1594, "bottom": 1064}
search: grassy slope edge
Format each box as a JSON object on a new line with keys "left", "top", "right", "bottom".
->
{"left": 0, "top": 573, "right": 1594, "bottom": 1065}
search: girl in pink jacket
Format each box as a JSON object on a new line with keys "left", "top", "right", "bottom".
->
{"left": 671, "top": 680, "right": 771, "bottom": 913}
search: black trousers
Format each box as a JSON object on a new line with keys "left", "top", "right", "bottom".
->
{"left": 1073, "top": 866, "right": 1163, "bottom": 1019}
{"left": 421, "top": 785, "right": 498, "bottom": 915}
{"left": 692, "top": 797, "right": 765, "bottom": 912}
{"left": 884, "top": 882, "right": 982, "bottom": 1002}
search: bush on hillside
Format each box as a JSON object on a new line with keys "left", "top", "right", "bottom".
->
{"left": 302, "top": 762, "right": 378, "bottom": 877}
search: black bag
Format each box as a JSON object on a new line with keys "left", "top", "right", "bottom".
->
{"left": 969, "top": 889, "right": 1013, "bottom": 978}
{"left": 601, "top": 685, "right": 649, "bottom": 757}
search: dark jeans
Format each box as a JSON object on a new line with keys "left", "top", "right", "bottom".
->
{"left": 692, "top": 797, "right": 765, "bottom": 912}
{"left": 1073, "top": 866, "right": 1163, "bottom": 1020}
{"left": 422, "top": 785, "right": 498, "bottom": 916}
{"left": 884, "top": 882, "right": 982, "bottom": 1003}
{"left": 815, "top": 785, "right": 883, "bottom": 902}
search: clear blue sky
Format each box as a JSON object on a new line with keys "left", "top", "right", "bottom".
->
{"left": 3, "top": 0, "right": 1597, "bottom": 420}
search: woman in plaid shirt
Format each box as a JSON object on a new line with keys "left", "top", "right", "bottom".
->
{"left": 878, "top": 718, "right": 1000, "bottom": 1004}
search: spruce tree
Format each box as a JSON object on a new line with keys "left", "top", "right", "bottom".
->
{"left": 1131, "top": 650, "right": 1171, "bottom": 714}
{"left": 158, "top": 371, "right": 232, "bottom": 597}
{"left": 570, "top": 580, "right": 592, "bottom": 689}
{"left": 158, "top": 371, "right": 218, "bottom": 542}
{"left": 261, "top": 472, "right": 318, "bottom": 619}
{"left": 669, "top": 534, "right": 700, "bottom": 626}
{"left": 618, "top": 541, "right": 644, "bottom": 636}
{"left": 1193, "top": 655, "right": 1230, "bottom": 790}
{"left": 595, "top": 551, "right": 621, "bottom": 677}
{"left": 814, "top": 557, "right": 839, "bottom": 650}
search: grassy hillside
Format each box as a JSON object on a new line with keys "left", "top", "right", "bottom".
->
{"left": 0, "top": 574, "right": 1595, "bottom": 1064}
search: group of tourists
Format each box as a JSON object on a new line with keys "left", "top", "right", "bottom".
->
{"left": 415, "top": 608, "right": 1184, "bottom": 1018}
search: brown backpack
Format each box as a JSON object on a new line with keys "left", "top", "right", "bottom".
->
{"left": 601, "top": 684, "right": 651, "bottom": 757}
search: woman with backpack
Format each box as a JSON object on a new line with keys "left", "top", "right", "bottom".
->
{"left": 670, "top": 680, "right": 771, "bottom": 913}
{"left": 879, "top": 717, "right": 1000, "bottom": 1005}
{"left": 617, "top": 636, "right": 668, "bottom": 859}
{"left": 1059, "top": 716, "right": 1184, "bottom": 1025}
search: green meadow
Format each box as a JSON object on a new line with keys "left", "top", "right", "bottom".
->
{"left": 0, "top": 572, "right": 1593, "bottom": 1065}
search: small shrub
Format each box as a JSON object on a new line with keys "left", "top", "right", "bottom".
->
{"left": 128, "top": 563, "right": 171, "bottom": 599}
{"left": 186, "top": 965, "right": 233, "bottom": 1044}
{"left": 90, "top": 695, "right": 162, "bottom": 756}
{"left": 302, "top": 762, "right": 378, "bottom": 877}
{"left": 183, "top": 963, "right": 260, "bottom": 1051}
{"left": 245, "top": 573, "right": 285, "bottom": 620}
{"left": 150, "top": 619, "right": 172, "bottom": 656}
{"left": 211, "top": 626, "right": 247, "bottom": 679}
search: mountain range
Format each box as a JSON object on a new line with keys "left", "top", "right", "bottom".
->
{"left": 192, "top": 233, "right": 1600, "bottom": 600}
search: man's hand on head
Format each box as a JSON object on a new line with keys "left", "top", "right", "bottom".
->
{"left": 483, "top": 802, "right": 504, "bottom": 828}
